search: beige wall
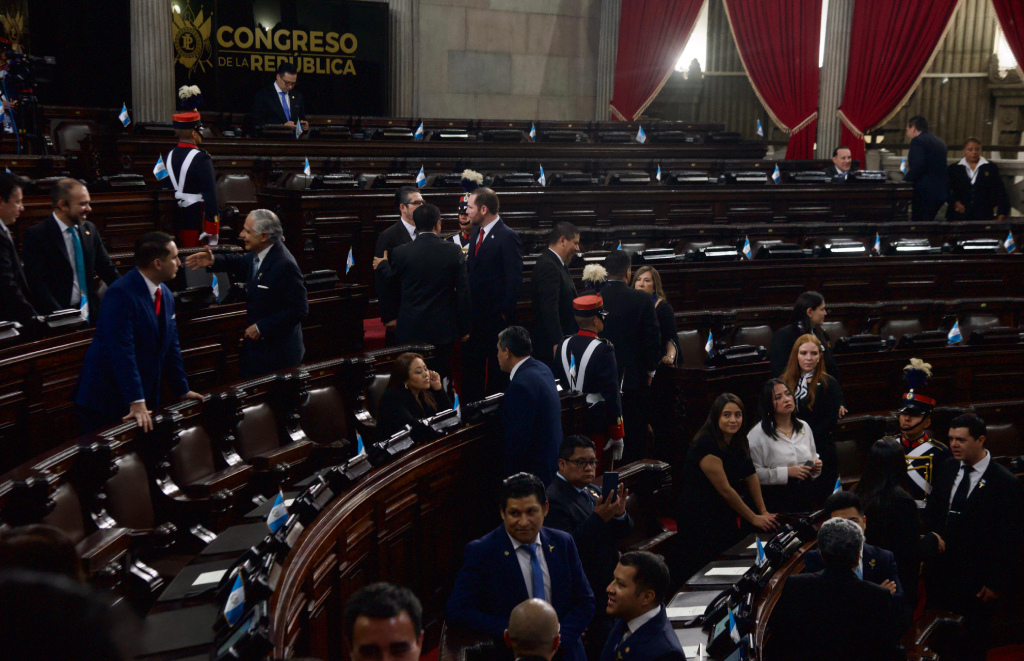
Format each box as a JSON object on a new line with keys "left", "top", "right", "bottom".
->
{"left": 416, "top": 0, "right": 601, "bottom": 120}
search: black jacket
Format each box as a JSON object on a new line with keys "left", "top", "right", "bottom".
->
{"left": 923, "top": 456, "right": 1024, "bottom": 609}
{"left": 861, "top": 487, "right": 923, "bottom": 610}
{"left": 213, "top": 242, "right": 308, "bottom": 378}
{"left": 467, "top": 218, "right": 523, "bottom": 321}
{"left": 904, "top": 130, "right": 949, "bottom": 206}
{"left": 374, "top": 220, "right": 414, "bottom": 324}
{"left": 599, "top": 280, "right": 661, "bottom": 391}
{"left": 946, "top": 161, "right": 1009, "bottom": 221}
{"left": 21, "top": 215, "right": 120, "bottom": 318}
{"left": 769, "top": 323, "right": 843, "bottom": 405}
{"left": 251, "top": 83, "right": 306, "bottom": 127}
{"left": 531, "top": 248, "right": 577, "bottom": 360}
{"left": 162, "top": 144, "right": 220, "bottom": 231}
{"left": 0, "top": 225, "right": 37, "bottom": 325}
{"left": 378, "top": 232, "right": 471, "bottom": 345}
{"left": 376, "top": 386, "right": 452, "bottom": 441}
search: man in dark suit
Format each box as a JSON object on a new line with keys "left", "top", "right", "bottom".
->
{"left": 923, "top": 413, "right": 1024, "bottom": 661}
{"left": 251, "top": 62, "right": 308, "bottom": 130}
{"left": 464, "top": 187, "right": 523, "bottom": 401}
{"left": 373, "top": 203, "right": 470, "bottom": 381}
{"left": 446, "top": 473, "right": 595, "bottom": 661}
{"left": 824, "top": 145, "right": 855, "bottom": 180}
{"left": 903, "top": 115, "right": 949, "bottom": 222}
{"left": 504, "top": 599, "right": 561, "bottom": 661}
{"left": 599, "top": 251, "right": 660, "bottom": 464}
{"left": 374, "top": 186, "right": 423, "bottom": 344}
{"left": 186, "top": 209, "right": 308, "bottom": 379}
{"left": 22, "top": 178, "right": 120, "bottom": 323}
{"left": 0, "top": 172, "right": 38, "bottom": 326}
{"left": 769, "top": 518, "right": 903, "bottom": 661}
{"left": 74, "top": 232, "right": 203, "bottom": 433}
{"left": 947, "top": 137, "right": 1009, "bottom": 221}
{"left": 601, "top": 552, "right": 685, "bottom": 661}
{"left": 343, "top": 583, "right": 424, "bottom": 661}
{"left": 531, "top": 221, "right": 579, "bottom": 368}
{"left": 498, "top": 327, "right": 562, "bottom": 485}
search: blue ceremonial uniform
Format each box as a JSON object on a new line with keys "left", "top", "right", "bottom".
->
{"left": 164, "top": 141, "right": 220, "bottom": 242}
{"left": 445, "top": 525, "right": 595, "bottom": 661}
{"left": 599, "top": 607, "right": 686, "bottom": 661}
{"left": 556, "top": 330, "right": 624, "bottom": 441}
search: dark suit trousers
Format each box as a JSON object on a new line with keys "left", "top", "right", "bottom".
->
{"left": 77, "top": 404, "right": 118, "bottom": 435}
{"left": 429, "top": 342, "right": 454, "bottom": 383}
{"left": 913, "top": 197, "right": 945, "bottom": 222}
{"left": 462, "top": 312, "right": 507, "bottom": 402}
{"left": 621, "top": 384, "right": 649, "bottom": 464}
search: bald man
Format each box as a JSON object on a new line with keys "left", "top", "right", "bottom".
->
{"left": 504, "top": 599, "right": 560, "bottom": 661}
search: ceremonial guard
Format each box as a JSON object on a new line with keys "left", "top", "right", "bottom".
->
{"left": 165, "top": 86, "right": 219, "bottom": 248}
{"left": 556, "top": 295, "right": 625, "bottom": 464}
{"left": 896, "top": 358, "right": 951, "bottom": 507}
{"left": 450, "top": 169, "right": 481, "bottom": 255}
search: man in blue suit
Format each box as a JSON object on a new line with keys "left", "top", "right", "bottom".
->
{"left": 904, "top": 115, "right": 949, "bottom": 221}
{"left": 601, "top": 552, "right": 685, "bottom": 661}
{"left": 498, "top": 326, "right": 562, "bottom": 485}
{"left": 74, "top": 232, "right": 203, "bottom": 433}
{"left": 463, "top": 187, "right": 523, "bottom": 401}
{"left": 187, "top": 209, "right": 308, "bottom": 379}
{"left": 446, "top": 473, "right": 595, "bottom": 661}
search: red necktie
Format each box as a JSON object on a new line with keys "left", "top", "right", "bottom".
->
{"left": 474, "top": 229, "right": 484, "bottom": 257}
{"left": 154, "top": 286, "right": 162, "bottom": 316}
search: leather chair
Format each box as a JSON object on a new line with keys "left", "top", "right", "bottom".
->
{"left": 235, "top": 402, "right": 313, "bottom": 474}
{"left": 959, "top": 313, "right": 1000, "bottom": 339}
{"left": 168, "top": 425, "right": 254, "bottom": 500}
{"left": 676, "top": 330, "right": 706, "bottom": 368}
{"left": 733, "top": 325, "right": 774, "bottom": 350}
{"left": 216, "top": 174, "right": 257, "bottom": 208}
{"left": 300, "top": 385, "right": 355, "bottom": 463}
{"left": 983, "top": 423, "right": 1021, "bottom": 459}
{"left": 283, "top": 173, "right": 314, "bottom": 190}
{"left": 821, "top": 321, "right": 850, "bottom": 340}
{"left": 42, "top": 482, "right": 131, "bottom": 585}
{"left": 879, "top": 318, "right": 923, "bottom": 341}
{"left": 55, "top": 122, "right": 93, "bottom": 153}
{"left": 366, "top": 374, "right": 391, "bottom": 420}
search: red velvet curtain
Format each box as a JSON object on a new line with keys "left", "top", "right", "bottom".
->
{"left": 723, "top": 0, "right": 821, "bottom": 160}
{"left": 837, "top": 0, "right": 960, "bottom": 164}
{"left": 609, "top": 0, "right": 705, "bottom": 121}
{"left": 992, "top": 0, "right": 1024, "bottom": 77}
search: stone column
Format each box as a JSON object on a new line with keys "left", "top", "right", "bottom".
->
{"left": 388, "top": 0, "right": 415, "bottom": 117}
{"left": 815, "top": 0, "right": 853, "bottom": 158}
{"left": 131, "top": 0, "right": 175, "bottom": 123}
{"left": 595, "top": 0, "right": 621, "bottom": 121}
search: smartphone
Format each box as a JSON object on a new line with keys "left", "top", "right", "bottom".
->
{"left": 602, "top": 471, "right": 620, "bottom": 501}
{"left": 803, "top": 460, "right": 815, "bottom": 468}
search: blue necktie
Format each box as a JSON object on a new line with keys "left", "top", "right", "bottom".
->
{"left": 524, "top": 543, "right": 546, "bottom": 602}
{"left": 68, "top": 226, "right": 89, "bottom": 321}
{"left": 279, "top": 91, "right": 291, "bottom": 122}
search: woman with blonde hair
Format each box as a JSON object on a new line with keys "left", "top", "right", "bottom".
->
{"left": 632, "top": 265, "right": 678, "bottom": 365}
{"left": 781, "top": 334, "right": 842, "bottom": 503}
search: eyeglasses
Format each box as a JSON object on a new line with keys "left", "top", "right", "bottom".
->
{"left": 568, "top": 459, "right": 599, "bottom": 468}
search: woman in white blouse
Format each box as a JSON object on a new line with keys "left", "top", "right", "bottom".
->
{"left": 748, "top": 378, "right": 823, "bottom": 513}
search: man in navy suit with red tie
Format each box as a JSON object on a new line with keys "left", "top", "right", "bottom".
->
{"left": 446, "top": 473, "right": 595, "bottom": 661}
{"left": 74, "top": 232, "right": 203, "bottom": 433}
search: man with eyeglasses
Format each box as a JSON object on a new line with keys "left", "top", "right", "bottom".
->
{"left": 373, "top": 186, "right": 424, "bottom": 344}
{"left": 545, "top": 435, "right": 632, "bottom": 658}
{"left": 251, "top": 61, "right": 309, "bottom": 131}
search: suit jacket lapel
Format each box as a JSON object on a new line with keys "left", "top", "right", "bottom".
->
{"left": 539, "top": 528, "right": 564, "bottom": 608}
{"left": 47, "top": 215, "right": 71, "bottom": 264}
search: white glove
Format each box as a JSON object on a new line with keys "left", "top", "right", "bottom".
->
{"left": 199, "top": 232, "right": 219, "bottom": 246}
{"left": 604, "top": 438, "right": 624, "bottom": 462}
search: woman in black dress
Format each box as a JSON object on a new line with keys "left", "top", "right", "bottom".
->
{"left": 632, "top": 266, "right": 678, "bottom": 365}
{"left": 855, "top": 437, "right": 923, "bottom": 609}
{"left": 781, "top": 334, "right": 842, "bottom": 504}
{"left": 376, "top": 352, "right": 452, "bottom": 440}
{"left": 675, "top": 393, "right": 778, "bottom": 579}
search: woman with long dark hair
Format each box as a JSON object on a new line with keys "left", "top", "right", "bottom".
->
{"left": 855, "top": 437, "right": 923, "bottom": 608}
{"left": 376, "top": 352, "right": 452, "bottom": 440}
{"left": 675, "top": 393, "right": 778, "bottom": 577}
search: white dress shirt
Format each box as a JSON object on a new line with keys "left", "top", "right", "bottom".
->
{"left": 401, "top": 218, "right": 417, "bottom": 241}
{"left": 55, "top": 214, "right": 83, "bottom": 307}
{"left": 958, "top": 156, "right": 989, "bottom": 185}
{"left": 948, "top": 450, "right": 991, "bottom": 507}
{"left": 748, "top": 418, "right": 819, "bottom": 485}
{"left": 273, "top": 81, "right": 290, "bottom": 116}
{"left": 476, "top": 216, "right": 501, "bottom": 245}
{"left": 506, "top": 530, "right": 551, "bottom": 601}
{"left": 508, "top": 357, "right": 528, "bottom": 381}
{"left": 624, "top": 605, "right": 662, "bottom": 641}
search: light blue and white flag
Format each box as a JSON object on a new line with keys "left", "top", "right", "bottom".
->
{"left": 743, "top": 236, "right": 752, "bottom": 259}
{"left": 267, "top": 491, "right": 288, "bottom": 533}
{"left": 874, "top": 233, "right": 881, "bottom": 254}
{"left": 295, "top": 119, "right": 303, "bottom": 138}
{"left": 303, "top": 158, "right": 311, "bottom": 177}
{"left": 119, "top": 103, "right": 131, "bottom": 127}
{"left": 538, "top": 165, "right": 546, "bottom": 187}
{"left": 346, "top": 247, "right": 355, "bottom": 274}
{"left": 756, "top": 537, "right": 766, "bottom": 566}
{"left": 569, "top": 355, "right": 577, "bottom": 380}
{"left": 833, "top": 477, "right": 842, "bottom": 494}
{"left": 416, "top": 165, "right": 426, "bottom": 188}
{"left": 224, "top": 574, "right": 246, "bottom": 626}
{"left": 900, "top": 158, "right": 908, "bottom": 175}
{"left": 356, "top": 432, "right": 365, "bottom": 456}
{"left": 756, "top": 119, "right": 763, "bottom": 137}
{"left": 948, "top": 320, "right": 962, "bottom": 345}
{"left": 153, "top": 155, "right": 169, "bottom": 181}
{"left": 772, "top": 164, "right": 781, "bottom": 183}
{"left": 211, "top": 275, "right": 219, "bottom": 300}
{"left": 705, "top": 331, "right": 714, "bottom": 357}
{"left": 414, "top": 122, "right": 424, "bottom": 140}
{"left": 617, "top": 241, "right": 623, "bottom": 251}
{"left": 729, "top": 609, "right": 740, "bottom": 643}
{"left": 656, "top": 164, "right": 662, "bottom": 182}
{"left": 453, "top": 393, "right": 461, "bottom": 421}
{"left": 636, "top": 126, "right": 646, "bottom": 144}
{"left": 529, "top": 123, "right": 537, "bottom": 142}
{"left": 1005, "top": 230, "right": 1016, "bottom": 253}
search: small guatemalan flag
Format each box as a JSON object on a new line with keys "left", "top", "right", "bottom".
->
{"left": 303, "top": 158, "right": 311, "bottom": 177}
{"left": 153, "top": 155, "right": 169, "bottom": 181}
{"left": 948, "top": 320, "right": 962, "bottom": 345}
{"left": 416, "top": 165, "right": 426, "bottom": 188}
{"left": 874, "top": 233, "right": 882, "bottom": 254}
{"left": 742, "top": 236, "right": 752, "bottom": 259}
{"left": 900, "top": 158, "right": 908, "bottom": 175}
{"left": 569, "top": 355, "right": 577, "bottom": 380}
{"left": 453, "top": 393, "right": 461, "bottom": 421}
{"left": 211, "top": 275, "right": 219, "bottom": 300}
{"left": 414, "top": 122, "right": 424, "bottom": 140}
{"left": 617, "top": 241, "right": 623, "bottom": 250}
{"left": 119, "top": 103, "right": 131, "bottom": 127}
{"left": 705, "top": 331, "right": 714, "bottom": 357}
{"left": 1005, "top": 230, "right": 1016, "bottom": 253}
{"left": 538, "top": 165, "right": 546, "bottom": 187}
{"left": 346, "top": 247, "right": 355, "bottom": 274}
{"left": 756, "top": 119, "right": 763, "bottom": 137}
{"left": 756, "top": 537, "right": 766, "bottom": 565}
{"left": 529, "top": 123, "right": 537, "bottom": 142}
{"left": 356, "top": 432, "right": 365, "bottom": 456}
{"left": 729, "top": 609, "right": 741, "bottom": 643}
{"left": 635, "top": 125, "right": 646, "bottom": 144}
{"left": 833, "top": 477, "right": 842, "bottom": 494}
{"left": 771, "top": 164, "right": 781, "bottom": 183}
{"left": 267, "top": 491, "right": 288, "bottom": 533}
{"left": 224, "top": 574, "right": 246, "bottom": 626}
{"left": 656, "top": 164, "right": 662, "bottom": 182}
{"left": 295, "top": 119, "right": 303, "bottom": 138}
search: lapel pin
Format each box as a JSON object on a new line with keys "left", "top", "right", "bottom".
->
{"left": 548, "top": 545, "right": 554, "bottom": 552}
{"left": 504, "top": 551, "right": 509, "bottom": 556}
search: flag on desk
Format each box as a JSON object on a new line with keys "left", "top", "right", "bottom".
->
{"left": 356, "top": 432, "right": 365, "bottom": 456}
{"left": 295, "top": 119, "right": 303, "bottom": 138}
{"left": 267, "top": 491, "right": 288, "bottom": 533}
{"left": 569, "top": 355, "right": 577, "bottom": 381}
{"left": 4, "top": 167, "right": 10, "bottom": 173}
{"left": 211, "top": 275, "right": 219, "bottom": 300}
{"left": 656, "top": 164, "right": 662, "bottom": 182}
{"left": 705, "top": 331, "right": 714, "bottom": 357}
{"left": 153, "top": 155, "right": 169, "bottom": 181}
{"left": 756, "top": 537, "right": 766, "bottom": 566}
{"left": 729, "top": 609, "right": 740, "bottom": 643}
{"left": 833, "top": 477, "right": 842, "bottom": 494}
{"left": 874, "top": 233, "right": 882, "bottom": 255}
{"left": 303, "top": 158, "right": 311, "bottom": 177}
{"left": 948, "top": 320, "right": 962, "bottom": 345}
{"left": 771, "top": 164, "right": 781, "bottom": 184}
{"left": 119, "top": 103, "right": 131, "bottom": 127}
{"left": 453, "top": 393, "right": 461, "bottom": 421}
{"left": 224, "top": 574, "right": 246, "bottom": 626}
{"left": 617, "top": 241, "right": 623, "bottom": 251}
{"left": 900, "top": 158, "right": 908, "bottom": 175}
{"left": 346, "top": 247, "right": 355, "bottom": 274}
{"left": 742, "top": 236, "right": 752, "bottom": 259}
{"left": 416, "top": 165, "right": 426, "bottom": 188}
{"left": 636, "top": 125, "right": 646, "bottom": 144}
{"left": 530, "top": 123, "right": 537, "bottom": 142}
{"left": 756, "top": 119, "right": 764, "bottom": 137}
{"left": 1005, "top": 230, "right": 1016, "bottom": 254}
{"left": 414, "top": 121, "right": 424, "bottom": 140}
{"left": 538, "top": 165, "right": 547, "bottom": 187}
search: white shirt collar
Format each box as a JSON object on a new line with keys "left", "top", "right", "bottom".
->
{"left": 958, "top": 156, "right": 988, "bottom": 172}
{"left": 53, "top": 212, "right": 74, "bottom": 231}
{"left": 626, "top": 605, "right": 662, "bottom": 636}
{"left": 255, "top": 243, "right": 273, "bottom": 264}
{"left": 506, "top": 529, "right": 540, "bottom": 551}
{"left": 140, "top": 271, "right": 161, "bottom": 301}
{"left": 965, "top": 450, "right": 990, "bottom": 478}
{"left": 556, "top": 471, "right": 587, "bottom": 494}
{"left": 274, "top": 81, "right": 286, "bottom": 96}
{"left": 509, "top": 356, "right": 528, "bottom": 381}
{"left": 401, "top": 218, "right": 417, "bottom": 240}
{"left": 548, "top": 246, "right": 568, "bottom": 265}
{"left": 478, "top": 216, "right": 500, "bottom": 242}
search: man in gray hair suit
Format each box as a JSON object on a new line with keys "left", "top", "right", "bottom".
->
{"left": 766, "top": 517, "right": 904, "bottom": 661}
{"left": 187, "top": 209, "right": 308, "bottom": 378}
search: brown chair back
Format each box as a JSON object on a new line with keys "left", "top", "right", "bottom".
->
{"left": 169, "top": 426, "right": 218, "bottom": 487}
{"left": 300, "top": 386, "right": 350, "bottom": 445}
{"left": 41, "top": 484, "right": 87, "bottom": 545}
{"left": 236, "top": 403, "right": 283, "bottom": 460}
{"left": 104, "top": 452, "right": 155, "bottom": 530}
